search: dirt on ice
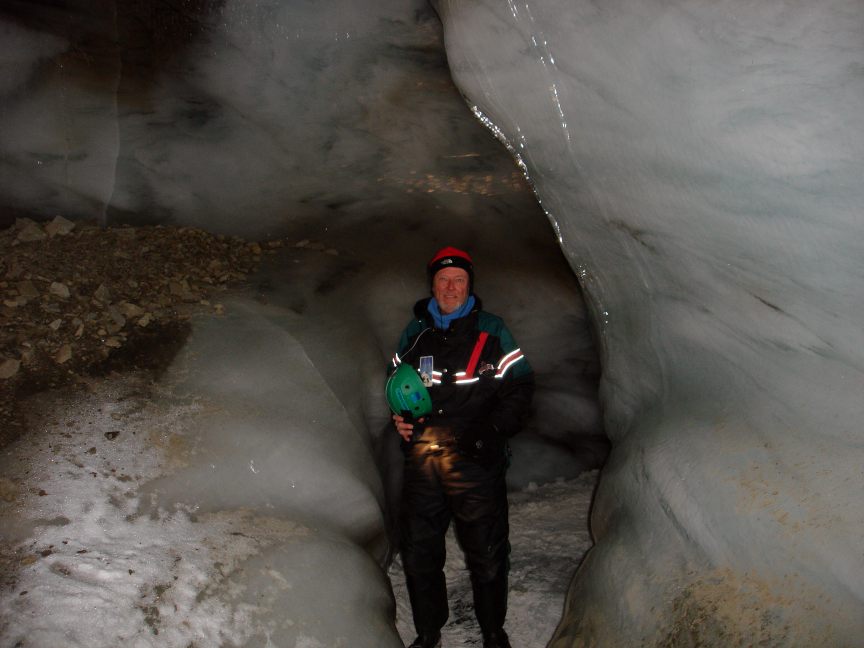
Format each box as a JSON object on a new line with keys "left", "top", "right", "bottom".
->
{"left": 0, "top": 217, "right": 306, "bottom": 447}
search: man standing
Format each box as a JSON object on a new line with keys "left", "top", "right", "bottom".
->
{"left": 390, "top": 247, "right": 534, "bottom": 648}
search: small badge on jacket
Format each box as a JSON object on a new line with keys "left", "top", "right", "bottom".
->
{"left": 419, "top": 356, "right": 434, "bottom": 387}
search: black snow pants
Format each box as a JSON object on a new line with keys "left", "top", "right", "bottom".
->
{"left": 399, "top": 425, "right": 510, "bottom": 637}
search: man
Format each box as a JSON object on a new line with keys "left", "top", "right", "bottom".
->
{"left": 390, "top": 247, "right": 534, "bottom": 648}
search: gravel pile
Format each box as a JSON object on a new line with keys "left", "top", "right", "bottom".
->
{"left": 0, "top": 216, "right": 274, "bottom": 442}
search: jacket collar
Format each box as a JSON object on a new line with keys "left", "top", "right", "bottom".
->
{"left": 413, "top": 294, "right": 482, "bottom": 329}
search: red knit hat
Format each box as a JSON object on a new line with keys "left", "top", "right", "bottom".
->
{"left": 427, "top": 246, "right": 474, "bottom": 291}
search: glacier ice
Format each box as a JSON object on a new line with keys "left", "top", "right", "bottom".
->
{"left": 433, "top": 0, "right": 864, "bottom": 644}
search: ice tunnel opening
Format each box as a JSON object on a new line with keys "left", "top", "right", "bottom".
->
{"left": 351, "top": 192, "right": 612, "bottom": 643}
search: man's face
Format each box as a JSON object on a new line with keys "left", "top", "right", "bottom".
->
{"left": 432, "top": 267, "right": 470, "bottom": 314}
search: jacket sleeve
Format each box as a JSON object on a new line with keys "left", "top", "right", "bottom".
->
{"left": 486, "top": 322, "right": 534, "bottom": 438}
{"left": 486, "top": 372, "right": 534, "bottom": 438}
{"left": 388, "top": 319, "right": 419, "bottom": 376}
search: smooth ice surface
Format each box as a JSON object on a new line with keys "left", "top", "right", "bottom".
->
{"left": 434, "top": 0, "right": 864, "bottom": 644}
{"left": 0, "top": 366, "right": 402, "bottom": 648}
{"left": 138, "top": 299, "right": 386, "bottom": 549}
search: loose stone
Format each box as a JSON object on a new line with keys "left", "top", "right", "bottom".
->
{"left": 0, "top": 358, "right": 21, "bottom": 379}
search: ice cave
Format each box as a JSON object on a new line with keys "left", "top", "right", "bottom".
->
{"left": 1, "top": 0, "right": 863, "bottom": 646}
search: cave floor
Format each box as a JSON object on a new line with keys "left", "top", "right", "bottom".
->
{"left": 0, "top": 218, "right": 597, "bottom": 646}
{"left": 1, "top": 367, "right": 595, "bottom": 646}
{"left": 389, "top": 474, "right": 595, "bottom": 646}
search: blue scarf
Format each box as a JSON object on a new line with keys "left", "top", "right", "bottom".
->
{"left": 427, "top": 295, "right": 475, "bottom": 330}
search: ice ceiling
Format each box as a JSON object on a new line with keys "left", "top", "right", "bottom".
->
{"left": 2, "top": 0, "right": 864, "bottom": 645}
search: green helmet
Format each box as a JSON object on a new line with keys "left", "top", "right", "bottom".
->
{"left": 386, "top": 363, "right": 432, "bottom": 419}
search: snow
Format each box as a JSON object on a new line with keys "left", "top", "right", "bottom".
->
{"left": 0, "top": 368, "right": 397, "bottom": 647}
{"left": 0, "top": 366, "right": 595, "bottom": 647}
{"left": 1, "top": 377, "right": 273, "bottom": 647}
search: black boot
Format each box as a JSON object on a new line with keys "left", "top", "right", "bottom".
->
{"left": 483, "top": 628, "right": 511, "bottom": 648}
{"left": 407, "top": 631, "right": 441, "bottom": 648}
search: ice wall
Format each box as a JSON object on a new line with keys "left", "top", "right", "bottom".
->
{"left": 433, "top": 0, "right": 864, "bottom": 644}
{"left": 0, "top": 0, "right": 483, "bottom": 235}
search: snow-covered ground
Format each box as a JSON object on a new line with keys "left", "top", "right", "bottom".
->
{"left": 1, "top": 364, "right": 596, "bottom": 647}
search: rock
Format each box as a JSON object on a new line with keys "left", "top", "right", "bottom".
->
{"left": 16, "top": 223, "right": 47, "bottom": 243}
{"left": 0, "top": 221, "right": 262, "bottom": 394}
{"left": 93, "top": 283, "right": 111, "bottom": 303}
{"left": 118, "top": 302, "right": 144, "bottom": 318}
{"left": 44, "top": 216, "right": 75, "bottom": 237}
{"left": 54, "top": 344, "right": 72, "bottom": 364}
{"left": 169, "top": 279, "right": 198, "bottom": 302}
{"left": 17, "top": 280, "right": 39, "bottom": 299}
{"left": 0, "top": 478, "right": 19, "bottom": 502}
{"left": 50, "top": 282, "right": 71, "bottom": 299}
{"left": 115, "top": 226, "right": 137, "bottom": 240}
{"left": 0, "top": 358, "right": 21, "bottom": 379}
{"left": 169, "top": 279, "right": 188, "bottom": 296}
{"left": 107, "top": 305, "right": 126, "bottom": 328}
{"left": 4, "top": 260, "right": 24, "bottom": 279}
{"left": 14, "top": 217, "right": 38, "bottom": 230}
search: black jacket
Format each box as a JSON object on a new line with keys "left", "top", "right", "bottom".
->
{"left": 390, "top": 296, "right": 534, "bottom": 461}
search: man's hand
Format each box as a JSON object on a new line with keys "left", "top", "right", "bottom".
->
{"left": 393, "top": 414, "right": 424, "bottom": 442}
